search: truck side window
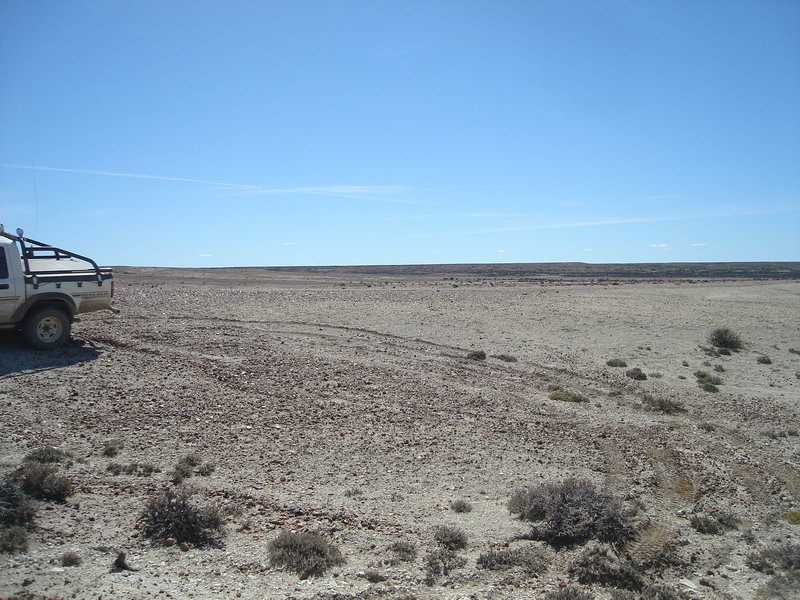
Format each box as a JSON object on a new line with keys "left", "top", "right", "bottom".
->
{"left": 0, "top": 247, "right": 8, "bottom": 279}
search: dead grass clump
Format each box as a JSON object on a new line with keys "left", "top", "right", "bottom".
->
{"left": 450, "top": 499, "right": 473, "bottom": 513}
{"left": 268, "top": 531, "right": 345, "bottom": 576}
{"left": 713, "top": 364, "right": 725, "bottom": 372}
{"left": 102, "top": 439, "right": 124, "bottom": 457}
{"left": 610, "top": 585, "right": 692, "bottom": 600}
{"left": 625, "top": 368, "right": 647, "bottom": 381}
{"left": 546, "top": 587, "right": 594, "bottom": 600}
{"left": 698, "top": 422, "right": 716, "bottom": 432}
{"left": 476, "top": 544, "right": 549, "bottom": 575}
{"left": 785, "top": 510, "right": 800, "bottom": 524}
{"left": 756, "top": 571, "right": 800, "bottom": 599}
{"left": 0, "top": 526, "right": 28, "bottom": 553}
{"left": 641, "top": 394, "right": 686, "bottom": 415}
{"left": 689, "top": 512, "right": 737, "bottom": 534}
{"left": 548, "top": 389, "right": 588, "bottom": 403}
{"left": 107, "top": 462, "right": 160, "bottom": 477}
{"left": 0, "top": 479, "right": 37, "bottom": 526}
{"left": 424, "top": 548, "right": 466, "bottom": 583}
{"left": 195, "top": 463, "right": 215, "bottom": 476}
{"left": 140, "top": 487, "right": 223, "bottom": 547}
{"left": 14, "top": 462, "right": 72, "bottom": 502}
{"left": 607, "top": 358, "right": 627, "bottom": 367}
{"left": 749, "top": 542, "right": 800, "bottom": 573}
{"left": 61, "top": 551, "right": 82, "bottom": 566}
{"left": 709, "top": 328, "right": 744, "bottom": 350}
{"left": 757, "top": 355, "right": 773, "bottom": 365}
{"left": 467, "top": 350, "right": 487, "bottom": 361}
{"left": 509, "top": 478, "right": 636, "bottom": 547}
{"left": 568, "top": 543, "right": 644, "bottom": 590}
{"left": 387, "top": 540, "right": 417, "bottom": 563}
{"left": 23, "top": 448, "right": 70, "bottom": 464}
{"left": 433, "top": 524, "right": 467, "bottom": 550}
{"left": 169, "top": 454, "right": 204, "bottom": 483}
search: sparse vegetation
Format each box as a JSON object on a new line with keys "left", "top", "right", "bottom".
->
{"left": 0, "top": 526, "right": 28, "bottom": 553}
{"left": 610, "top": 585, "right": 692, "bottom": 600}
{"left": 546, "top": 587, "right": 594, "bottom": 600}
{"left": 140, "top": 486, "right": 223, "bottom": 546}
{"left": 699, "top": 422, "right": 716, "bottom": 432}
{"left": 607, "top": 358, "right": 627, "bottom": 367}
{"left": 23, "top": 447, "right": 70, "bottom": 464}
{"left": 477, "top": 544, "right": 549, "bottom": 575}
{"left": 61, "top": 551, "right": 82, "bottom": 566}
{"left": 509, "top": 477, "right": 636, "bottom": 547}
{"left": 343, "top": 488, "right": 363, "bottom": 497}
{"left": 568, "top": 543, "right": 643, "bottom": 590}
{"left": 13, "top": 462, "right": 72, "bottom": 502}
{"left": 363, "top": 570, "right": 386, "bottom": 583}
{"left": 387, "top": 540, "right": 417, "bottom": 563}
{"left": 467, "top": 350, "right": 487, "bottom": 361}
{"left": 168, "top": 454, "right": 204, "bottom": 483}
{"left": 424, "top": 548, "right": 466, "bottom": 583}
{"left": 102, "top": 439, "right": 124, "bottom": 457}
{"left": 757, "top": 355, "right": 773, "bottom": 364}
{"left": 784, "top": 510, "right": 800, "bottom": 525}
{"left": 714, "top": 364, "right": 725, "bottom": 372}
{"left": 268, "top": 531, "right": 345, "bottom": 576}
{"left": 195, "top": 463, "right": 215, "bottom": 476}
{"left": 789, "top": 348, "right": 800, "bottom": 355}
{"left": 432, "top": 524, "right": 467, "bottom": 550}
{"left": 548, "top": 389, "right": 588, "bottom": 403}
{"left": 450, "top": 499, "right": 473, "bottom": 513}
{"left": 695, "top": 370, "right": 722, "bottom": 392}
{"left": 107, "top": 462, "right": 159, "bottom": 476}
{"left": 492, "top": 354, "right": 518, "bottom": 362}
{"left": 0, "top": 478, "right": 37, "bottom": 526}
{"left": 709, "top": 328, "right": 744, "bottom": 350}
{"left": 641, "top": 394, "right": 685, "bottom": 415}
{"left": 689, "top": 512, "right": 737, "bottom": 534}
{"left": 625, "top": 368, "right": 647, "bottom": 381}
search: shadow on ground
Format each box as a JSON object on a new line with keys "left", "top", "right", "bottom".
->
{"left": 0, "top": 333, "right": 102, "bottom": 377}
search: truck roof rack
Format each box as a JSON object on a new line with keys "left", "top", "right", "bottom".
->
{"left": 0, "top": 223, "right": 106, "bottom": 285}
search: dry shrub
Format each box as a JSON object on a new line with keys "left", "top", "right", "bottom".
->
{"left": 102, "top": 439, "right": 123, "bottom": 457}
{"left": 477, "top": 544, "right": 549, "bottom": 575}
{"left": 268, "top": 531, "right": 345, "bottom": 576}
{"left": 757, "top": 355, "right": 773, "bottom": 364}
{"left": 689, "top": 512, "right": 737, "bottom": 535}
{"left": 757, "top": 571, "right": 800, "bottom": 599}
{"left": 450, "top": 499, "right": 473, "bottom": 513}
{"left": 546, "top": 587, "right": 594, "bottom": 600}
{"left": 432, "top": 524, "right": 467, "bottom": 550}
{"left": 568, "top": 543, "right": 644, "bottom": 591}
{"left": 509, "top": 478, "right": 636, "bottom": 547}
{"left": 709, "top": 328, "right": 743, "bottom": 350}
{"left": 625, "top": 368, "right": 647, "bottom": 381}
{"left": 0, "top": 478, "right": 37, "bottom": 526}
{"left": 467, "top": 350, "right": 487, "bottom": 361}
{"left": 746, "top": 542, "right": 800, "bottom": 574}
{"left": 424, "top": 548, "right": 466, "bottom": 582}
{"left": 610, "top": 585, "right": 693, "bottom": 600}
{"left": 607, "top": 358, "right": 627, "bottom": 367}
{"left": 493, "top": 354, "right": 518, "bottom": 362}
{"left": 641, "top": 394, "right": 685, "bottom": 415}
{"left": 387, "top": 540, "right": 417, "bottom": 563}
{"left": 0, "top": 526, "right": 28, "bottom": 553}
{"left": 548, "top": 389, "right": 588, "bottom": 403}
{"left": 61, "top": 551, "right": 82, "bottom": 566}
{"left": 23, "top": 447, "right": 70, "bottom": 464}
{"left": 140, "top": 486, "right": 223, "bottom": 546}
{"left": 14, "top": 462, "right": 72, "bottom": 502}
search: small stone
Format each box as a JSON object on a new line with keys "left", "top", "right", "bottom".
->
{"left": 179, "top": 542, "right": 191, "bottom": 552}
{"left": 165, "top": 538, "right": 176, "bottom": 547}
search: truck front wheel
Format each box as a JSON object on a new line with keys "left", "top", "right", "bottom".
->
{"left": 23, "top": 306, "right": 71, "bottom": 350}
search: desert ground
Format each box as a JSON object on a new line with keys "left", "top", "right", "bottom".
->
{"left": 1, "top": 266, "right": 799, "bottom": 600}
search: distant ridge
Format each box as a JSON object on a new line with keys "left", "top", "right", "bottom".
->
{"left": 118, "top": 262, "right": 800, "bottom": 279}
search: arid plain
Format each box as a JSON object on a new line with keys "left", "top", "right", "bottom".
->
{"left": 1, "top": 265, "right": 799, "bottom": 600}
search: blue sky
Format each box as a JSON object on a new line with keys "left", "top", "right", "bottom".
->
{"left": 1, "top": 0, "right": 798, "bottom": 267}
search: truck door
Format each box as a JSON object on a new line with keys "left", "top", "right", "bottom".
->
{"left": 0, "top": 245, "right": 20, "bottom": 322}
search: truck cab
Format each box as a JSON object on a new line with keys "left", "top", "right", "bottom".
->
{"left": 0, "top": 223, "right": 113, "bottom": 349}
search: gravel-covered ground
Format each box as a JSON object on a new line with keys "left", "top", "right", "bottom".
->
{"left": 1, "top": 270, "right": 799, "bottom": 600}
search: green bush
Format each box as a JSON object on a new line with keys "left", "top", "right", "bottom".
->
{"left": 268, "top": 531, "right": 345, "bottom": 576}
{"left": 709, "top": 328, "right": 743, "bottom": 350}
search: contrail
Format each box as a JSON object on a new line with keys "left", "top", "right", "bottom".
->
{"left": 0, "top": 163, "right": 262, "bottom": 189}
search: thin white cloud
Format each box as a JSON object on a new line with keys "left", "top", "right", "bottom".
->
{"left": 691, "top": 243, "right": 708, "bottom": 246}
{"left": 0, "top": 163, "right": 412, "bottom": 203}
{"left": 496, "top": 249, "right": 507, "bottom": 253}
{"left": 281, "top": 242, "right": 298, "bottom": 246}
{"left": 197, "top": 253, "right": 212, "bottom": 257}
{"left": 583, "top": 248, "right": 596, "bottom": 252}
{"left": 452, "top": 206, "right": 800, "bottom": 235}
{"left": 650, "top": 243, "right": 669, "bottom": 248}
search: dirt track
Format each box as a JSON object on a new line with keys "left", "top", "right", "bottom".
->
{"left": 1, "top": 270, "right": 799, "bottom": 599}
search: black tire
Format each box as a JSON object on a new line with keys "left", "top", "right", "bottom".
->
{"left": 22, "top": 306, "right": 71, "bottom": 350}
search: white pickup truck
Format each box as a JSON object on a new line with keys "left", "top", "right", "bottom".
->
{"left": 0, "top": 223, "right": 113, "bottom": 349}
